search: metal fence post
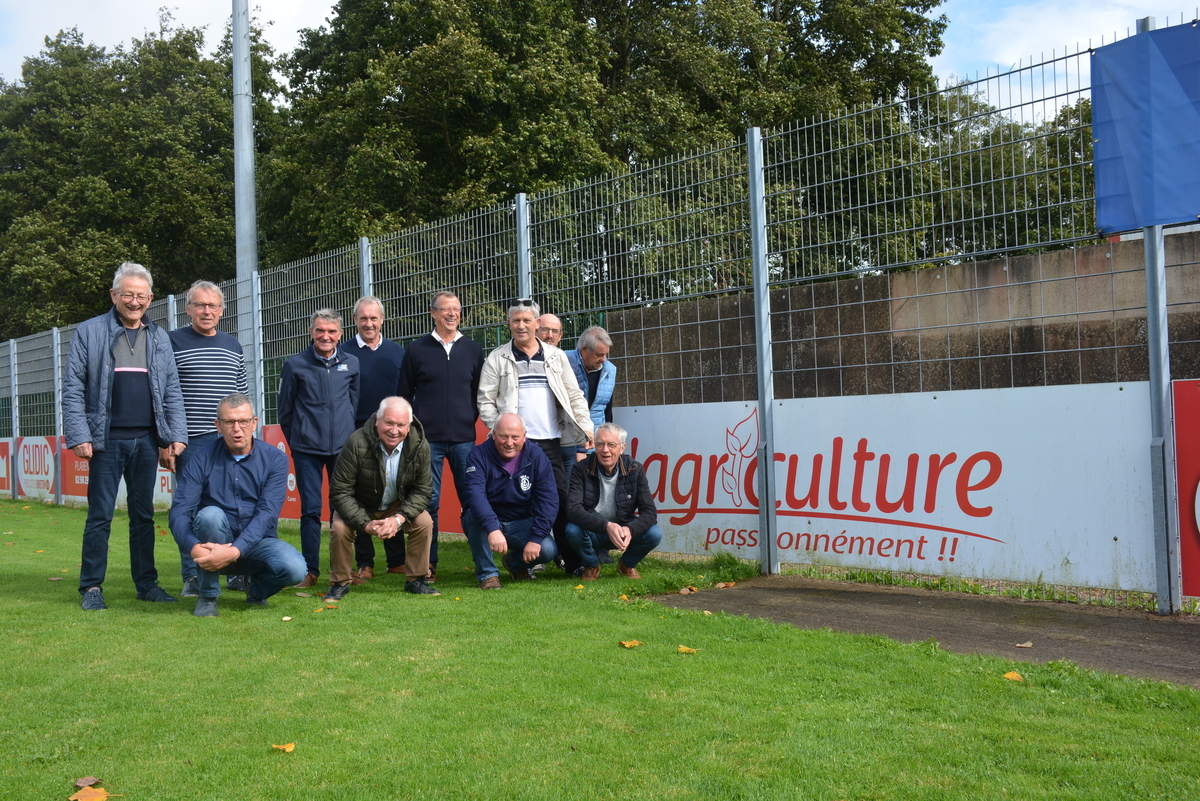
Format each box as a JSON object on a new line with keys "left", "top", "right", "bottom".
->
{"left": 515, "top": 193, "right": 532, "bottom": 299}
{"left": 747, "top": 127, "right": 779, "bottom": 575}
{"left": 250, "top": 270, "right": 266, "bottom": 435}
{"left": 167, "top": 293, "right": 177, "bottom": 331}
{"left": 51, "top": 327, "right": 62, "bottom": 505}
{"left": 9, "top": 339, "right": 17, "bottom": 500}
{"left": 359, "top": 236, "right": 373, "bottom": 298}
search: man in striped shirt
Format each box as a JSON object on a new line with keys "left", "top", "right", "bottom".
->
{"left": 167, "top": 280, "right": 249, "bottom": 598}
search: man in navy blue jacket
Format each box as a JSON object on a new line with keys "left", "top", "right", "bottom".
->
{"left": 278, "top": 309, "right": 360, "bottom": 586}
{"left": 169, "top": 393, "right": 307, "bottom": 616}
{"left": 461, "top": 413, "right": 558, "bottom": 589}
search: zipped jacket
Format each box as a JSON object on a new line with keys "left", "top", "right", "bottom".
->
{"left": 62, "top": 308, "right": 188, "bottom": 451}
{"left": 565, "top": 348, "right": 616, "bottom": 432}
{"left": 278, "top": 344, "right": 360, "bottom": 456}
{"left": 330, "top": 414, "right": 432, "bottom": 533}
{"left": 566, "top": 453, "right": 657, "bottom": 536}
{"left": 463, "top": 439, "right": 558, "bottom": 542}
{"left": 477, "top": 341, "right": 593, "bottom": 443}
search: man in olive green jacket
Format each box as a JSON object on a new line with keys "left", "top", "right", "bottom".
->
{"left": 328, "top": 397, "right": 438, "bottom": 598}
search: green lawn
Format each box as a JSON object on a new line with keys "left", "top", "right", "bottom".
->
{"left": 2, "top": 499, "right": 1197, "bottom": 800}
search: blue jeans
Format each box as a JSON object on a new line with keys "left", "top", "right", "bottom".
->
{"left": 292, "top": 450, "right": 339, "bottom": 576}
{"left": 462, "top": 513, "right": 558, "bottom": 582}
{"left": 560, "top": 445, "right": 579, "bottom": 486}
{"left": 191, "top": 506, "right": 307, "bottom": 599}
{"left": 427, "top": 440, "right": 473, "bottom": 565}
{"left": 564, "top": 522, "right": 663, "bottom": 569}
{"left": 175, "top": 431, "right": 219, "bottom": 581}
{"left": 79, "top": 433, "right": 160, "bottom": 594}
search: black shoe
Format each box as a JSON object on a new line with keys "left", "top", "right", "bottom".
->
{"left": 81, "top": 587, "right": 107, "bottom": 611}
{"left": 243, "top": 574, "right": 267, "bottom": 605}
{"left": 405, "top": 579, "right": 441, "bottom": 596}
{"left": 324, "top": 583, "right": 350, "bottom": 601}
{"left": 225, "top": 575, "right": 246, "bottom": 592}
{"left": 193, "top": 597, "right": 219, "bottom": 617}
{"left": 137, "top": 585, "right": 178, "bottom": 602}
{"left": 180, "top": 578, "right": 200, "bottom": 598}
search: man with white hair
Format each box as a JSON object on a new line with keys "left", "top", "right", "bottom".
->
{"left": 63, "top": 262, "right": 188, "bottom": 610}
{"left": 327, "top": 396, "right": 438, "bottom": 599}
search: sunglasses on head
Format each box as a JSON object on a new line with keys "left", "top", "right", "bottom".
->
{"left": 512, "top": 298, "right": 535, "bottom": 307}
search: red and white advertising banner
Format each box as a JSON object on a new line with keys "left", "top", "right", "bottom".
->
{"left": 261, "top": 424, "right": 308, "bottom": 521}
{"left": 15, "top": 436, "right": 57, "bottom": 500}
{"left": 0, "top": 438, "right": 10, "bottom": 493}
{"left": 1174, "top": 380, "right": 1200, "bottom": 596}
{"left": 58, "top": 438, "right": 175, "bottom": 505}
{"left": 617, "top": 382, "right": 1157, "bottom": 591}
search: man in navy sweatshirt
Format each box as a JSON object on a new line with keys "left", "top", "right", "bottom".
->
{"left": 278, "top": 309, "right": 360, "bottom": 587}
{"left": 461, "top": 413, "right": 558, "bottom": 589}
{"left": 342, "top": 296, "right": 406, "bottom": 583}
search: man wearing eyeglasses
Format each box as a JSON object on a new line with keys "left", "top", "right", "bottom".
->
{"left": 63, "top": 262, "right": 189, "bottom": 611}
{"left": 166, "top": 280, "right": 249, "bottom": 598}
{"left": 398, "top": 290, "right": 484, "bottom": 584}
{"left": 169, "top": 393, "right": 307, "bottom": 616}
{"left": 478, "top": 298, "right": 594, "bottom": 575}
{"left": 565, "top": 423, "right": 662, "bottom": 581}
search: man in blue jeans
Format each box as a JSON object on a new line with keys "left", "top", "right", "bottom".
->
{"left": 278, "top": 309, "right": 360, "bottom": 587}
{"left": 169, "top": 393, "right": 306, "bottom": 616}
{"left": 565, "top": 422, "right": 662, "bottom": 581}
{"left": 63, "top": 262, "right": 188, "bottom": 611}
{"left": 461, "top": 413, "right": 558, "bottom": 589}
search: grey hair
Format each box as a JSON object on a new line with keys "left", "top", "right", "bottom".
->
{"left": 217, "top": 392, "right": 254, "bottom": 416}
{"left": 112, "top": 262, "right": 153, "bottom": 292}
{"left": 310, "top": 308, "right": 343, "bottom": 328}
{"left": 353, "top": 295, "right": 384, "bottom": 318}
{"left": 430, "top": 290, "right": 460, "bottom": 310}
{"left": 186, "top": 280, "right": 225, "bottom": 307}
{"left": 376, "top": 396, "right": 413, "bottom": 419}
{"left": 578, "top": 325, "right": 612, "bottom": 352}
{"left": 595, "top": 422, "right": 627, "bottom": 445}
{"left": 507, "top": 299, "right": 540, "bottom": 320}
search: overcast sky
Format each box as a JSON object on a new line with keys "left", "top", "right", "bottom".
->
{"left": 0, "top": 1, "right": 1193, "bottom": 88}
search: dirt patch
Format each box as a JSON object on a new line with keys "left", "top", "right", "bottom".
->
{"left": 656, "top": 574, "right": 1200, "bottom": 688}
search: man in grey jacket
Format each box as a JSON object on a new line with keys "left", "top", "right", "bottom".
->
{"left": 63, "top": 262, "right": 188, "bottom": 611}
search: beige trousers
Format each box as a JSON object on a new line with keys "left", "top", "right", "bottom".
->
{"left": 330, "top": 505, "right": 433, "bottom": 585}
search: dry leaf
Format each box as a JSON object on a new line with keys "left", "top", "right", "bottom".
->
{"left": 69, "top": 788, "right": 115, "bottom": 801}
{"left": 34, "top": 550, "right": 44, "bottom": 553}
{"left": 703, "top": 610, "right": 712, "bottom": 616}
{"left": 312, "top": 607, "right": 324, "bottom": 613}
{"left": 619, "top": 640, "right": 643, "bottom": 648}
{"left": 295, "top": 592, "right": 314, "bottom": 597}
{"left": 715, "top": 581, "right": 736, "bottom": 589}
{"left": 272, "top": 742, "right": 296, "bottom": 752}
{"left": 60, "top": 568, "right": 70, "bottom": 573}
{"left": 618, "top": 594, "right": 629, "bottom": 601}
{"left": 574, "top": 584, "right": 584, "bottom": 589}
{"left": 324, "top": 604, "right": 338, "bottom": 609}
{"left": 678, "top": 645, "right": 697, "bottom": 654}
{"left": 281, "top": 616, "right": 292, "bottom": 621}
{"left": 678, "top": 587, "right": 692, "bottom": 595}
{"left": 47, "top": 576, "right": 64, "bottom": 581}
{"left": 74, "top": 777, "right": 100, "bottom": 788}
{"left": 1003, "top": 671, "right": 1023, "bottom": 682}
{"left": 1015, "top": 641, "right": 1033, "bottom": 648}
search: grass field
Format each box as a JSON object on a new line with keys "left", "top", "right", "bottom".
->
{"left": 2, "top": 499, "right": 1198, "bottom": 800}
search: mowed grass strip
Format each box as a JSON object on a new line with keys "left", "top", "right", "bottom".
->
{"left": 0, "top": 499, "right": 1197, "bottom": 800}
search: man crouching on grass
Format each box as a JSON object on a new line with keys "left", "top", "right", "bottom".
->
{"left": 327, "top": 396, "right": 439, "bottom": 599}
{"left": 169, "top": 393, "right": 307, "bottom": 617}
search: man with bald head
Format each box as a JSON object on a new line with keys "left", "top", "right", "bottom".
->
{"left": 328, "top": 396, "right": 438, "bottom": 599}
{"left": 536, "top": 313, "right": 565, "bottom": 347}
{"left": 461, "top": 413, "right": 558, "bottom": 589}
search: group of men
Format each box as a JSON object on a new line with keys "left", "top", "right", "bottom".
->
{"left": 63, "top": 262, "right": 662, "bottom": 616}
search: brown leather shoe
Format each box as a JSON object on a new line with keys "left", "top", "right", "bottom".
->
{"left": 425, "top": 566, "right": 437, "bottom": 583}
{"left": 502, "top": 552, "right": 535, "bottom": 581}
{"left": 386, "top": 565, "right": 407, "bottom": 574}
{"left": 478, "top": 576, "right": 502, "bottom": 590}
{"left": 580, "top": 565, "right": 601, "bottom": 581}
{"left": 296, "top": 573, "right": 319, "bottom": 588}
{"left": 350, "top": 566, "right": 373, "bottom": 585}
{"left": 615, "top": 560, "right": 641, "bottom": 579}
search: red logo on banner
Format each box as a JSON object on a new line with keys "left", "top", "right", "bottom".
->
{"left": 1174, "top": 381, "right": 1200, "bottom": 596}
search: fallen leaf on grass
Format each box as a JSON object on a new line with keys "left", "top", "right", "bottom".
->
{"left": 678, "top": 645, "right": 698, "bottom": 654}
{"left": 678, "top": 585, "right": 699, "bottom": 595}
{"left": 22, "top": 506, "right": 29, "bottom": 509}
{"left": 618, "top": 594, "right": 629, "bottom": 601}
{"left": 295, "top": 592, "right": 314, "bottom": 597}
{"left": 715, "top": 582, "right": 736, "bottom": 589}
{"left": 60, "top": 568, "right": 70, "bottom": 573}
{"left": 1015, "top": 641, "right": 1033, "bottom": 648}
{"left": 34, "top": 550, "right": 44, "bottom": 553}
{"left": 1003, "top": 671, "right": 1023, "bottom": 682}
{"left": 703, "top": 610, "right": 712, "bottom": 616}
{"left": 281, "top": 616, "right": 292, "bottom": 621}
{"left": 70, "top": 788, "right": 117, "bottom": 801}
{"left": 271, "top": 743, "right": 295, "bottom": 752}
{"left": 325, "top": 604, "right": 338, "bottom": 609}
{"left": 74, "top": 777, "right": 100, "bottom": 788}
{"left": 47, "top": 577, "right": 64, "bottom": 581}
{"left": 312, "top": 607, "right": 324, "bottom": 613}
{"left": 619, "top": 640, "right": 643, "bottom": 648}
{"left": 574, "top": 584, "right": 584, "bottom": 589}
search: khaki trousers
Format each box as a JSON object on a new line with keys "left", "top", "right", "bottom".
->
{"left": 330, "top": 504, "right": 433, "bottom": 585}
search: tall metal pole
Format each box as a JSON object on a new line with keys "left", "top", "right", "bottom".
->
{"left": 250, "top": 270, "right": 266, "bottom": 435}
{"left": 232, "top": 0, "right": 258, "bottom": 348}
{"left": 359, "top": 237, "right": 374, "bottom": 298}
{"left": 515, "top": 193, "right": 532, "bottom": 299}
{"left": 52, "top": 327, "right": 62, "bottom": 505}
{"left": 747, "top": 127, "right": 779, "bottom": 575}
{"left": 9, "top": 339, "right": 18, "bottom": 500}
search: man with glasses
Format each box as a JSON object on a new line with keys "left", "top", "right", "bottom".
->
{"left": 565, "top": 422, "right": 662, "bottom": 580}
{"left": 278, "top": 309, "right": 360, "bottom": 587}
{"left": 535, "top": 313, "right": 565, "bottom": 347}
{"left": 169, "top": 393, "right": 307, "bottom": 616}
{"left": 166, "top": 280, "right": 249, "bottom": 598}
{"left": 63, "top": 262, "right": 188, "bottom": 611}
{"left": 478, "top": 298, "right": 594, "bottom": 575}
{"left": 398, "top": 290, "right": 484, "bottom": 583}
{"left": 342, "top": 296, "right": 407, "bottom": 584}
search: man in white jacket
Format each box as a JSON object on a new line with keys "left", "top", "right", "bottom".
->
{"left": 478, "top": 298, "right": 594, "bottom": 574}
